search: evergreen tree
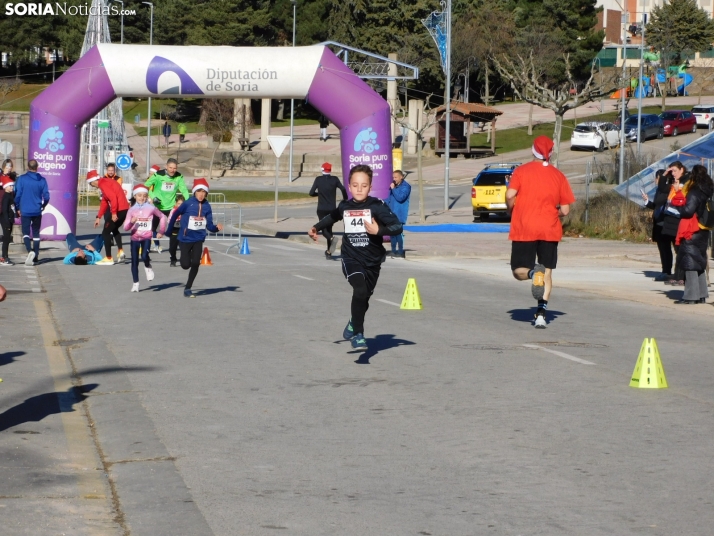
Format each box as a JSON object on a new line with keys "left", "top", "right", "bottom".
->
{"left": 646, "top": 0, "right": 714, "bottom": 62}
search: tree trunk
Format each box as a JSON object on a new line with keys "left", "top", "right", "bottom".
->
{"left": 417, "top": 134, "right": 425, "bottom": 223}
{"left": 552, "top": 112, "right": 563, "bottom": 168}
{"left": 209, "top": 140, "right": 221, "bottom": 181}
{"left": 484, "top": 63, "right": 491, "bottom": 106}
{"left": 527, "top": 103, "right": 533, "bottom": 136}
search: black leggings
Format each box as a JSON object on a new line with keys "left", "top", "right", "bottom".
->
{"left": 169, "top": 232, "right": 179, "bottom": 262}
{"left": 317, "top": 210, "right": 334, "bottom": 249}
{"left": 130, "top": 239, "right": 152, "bottom": 283}
{"left": 341, "top": 258, "right": 380, "bottom": 335}
{"left": 656, "top": 234, "right": 674, "bottom": 275}
{"left": 102, "top": 209, "right": 127, "bottom": 258}
{"left": 180, "top": 240, "right": 203, "bottom": 289}
{"left": 1, "top": 220, "right": 11, "bottom": 259}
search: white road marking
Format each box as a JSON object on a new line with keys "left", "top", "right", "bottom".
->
{"left": 211, "top": 249, "right": 255, "bottom": 265}
{"left": 522, "top": 344, "right": 595, "bottom": 365}
{"left": 376, "top": 299, "right": 401, "bottom": 307}
{"left": 264, "top": 244, "right": 302, "bottom": 252}
{"left": 293, "top": 274, "right": 314, "bottom": 281}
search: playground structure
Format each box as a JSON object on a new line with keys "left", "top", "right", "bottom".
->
{"left": 609, "top": 47, "right": 694, "bottom": 99}
{"left": 28, "top": 44, "right": 393, "bottom": 239}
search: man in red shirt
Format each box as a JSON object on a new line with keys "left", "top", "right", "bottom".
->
{"left": 506, "top": 136, "right": 575, "bottom": 328}
{"left": 87, "top": 169, "right": 129, "bottom": 265}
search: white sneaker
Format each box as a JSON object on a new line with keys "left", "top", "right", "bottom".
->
{"left": 534, "top": 312, "right": 547, "bottom": 329}
{"left": 156, "top": 245, "right": 163, "bottom": 254}
{"left": 131, "top": 282, "right": 139, "bottom": 292}
{"left": 150, "top": 245, "right": 158, "bottom": 252}
{"left": 116, "top": 250, "right": 126, "bottom": 263}
{"left": 145, "top": 267, "right": 154, "bottom": 281}
{"left": 25, "top": 251, "right": 35, "bottom": 266}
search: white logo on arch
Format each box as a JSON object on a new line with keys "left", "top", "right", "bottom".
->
{"left": 40, "top": 203, "right": 72, "bottom": 236}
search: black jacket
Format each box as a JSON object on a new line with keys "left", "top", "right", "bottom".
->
{"left": 0, "top": 189, "right": 16, "bottom": 227}
{"left": 677, "top": 181, "right": 714, "bottom": 272}
{"left": 645, "top": 174, "right": 671, "bottom": 241}
{"left": 314, "top": 197, "right": 403, "bottom": 267}
{"left": 661, "top": 172, "right": 690, "bottom": 237}
{"left": 309, "top": 174, "right": 347, "bottom": 212}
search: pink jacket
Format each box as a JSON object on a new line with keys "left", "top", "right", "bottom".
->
{"left": 123, "top": 203, "right": 166, "bottom": 241}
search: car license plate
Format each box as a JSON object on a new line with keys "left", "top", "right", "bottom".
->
{"left": 489, "top": 203, "right": 507, "bottom": 209}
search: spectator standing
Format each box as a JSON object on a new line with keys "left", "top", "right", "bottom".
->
{"left": 385, "top": 170, "right": 411, "bottom": 258}
{"left": 662, "top": 161, "right": 690, "bottom": 286}
{"left": 15, "top": 159, "right": 50, "bottom": 266}
{"left": 319, "top": 116, "right": 329, "bottom": 142}
{"left": 0, "top": 174, "right": 17, "bottom": 265}
{"left": 178, "top": 123, "right": 187, "bottom": 143}
{"left": 309, "top": 162, "right": 347, "bottom": 259}
{"left": 670, "top": 164, "right": 714, "bottom": 304}
{"left": 642, "top": 169, "right": 675, "bottom": 280}
{"left": 162, "top": 121, "right": 172, "bottom": 147}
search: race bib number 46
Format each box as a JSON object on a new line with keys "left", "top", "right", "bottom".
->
{"left": 161, "top": 182, "right": 176, "bottom": 192}
{"left": 343, "top": 209, "right": 372, "bottom": 234}
{"left": 188, "top": 216, "right": 206, "bottom": 230}
{"left": 136, "top": 218, "right": 151, "bottom": 231}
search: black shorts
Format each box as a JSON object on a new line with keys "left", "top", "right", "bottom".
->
{"left": 510, "top": 240, "right": 558, "bottom": 270}
{"left": 341, "top": 257, "right": 380, "bottom": 294}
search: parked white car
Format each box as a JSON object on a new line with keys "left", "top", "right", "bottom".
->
{"left": 570, "top": 122, "right": 620, "bottom": 152}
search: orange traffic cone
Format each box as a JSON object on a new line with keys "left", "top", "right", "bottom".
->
{"left": 200, "top": 247, "right": 213, "bottom": 266}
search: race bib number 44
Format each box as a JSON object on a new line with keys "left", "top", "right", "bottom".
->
{"left": 161, "top": 182, "right": 176, "bottom": 192}
{"left": 188, "top": 216, "right": 206, "bottom": 230}
{"left": 343, "top": 209, "right": 372, "bottom": 234}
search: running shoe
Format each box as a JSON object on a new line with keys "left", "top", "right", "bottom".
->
{"left": 329, "top": 238, "right": 338, "bottom": 255}
{"left": 0, "top": 258, "right": 12, "bottom": 265}
{"left": 170, "top": 260, "right": 177, "bottom": 267}
{"left": 350, "top": 333, "right": 368, "bottom": 351}
{"left": 325, "top": 250, "right": 331, "bottom": 260}
{"left": 24, "top": 251, "right": 35, "bottom": 266}
{"left": 343, "top": 319, "right": 354, "bottom": 340}
{"left": 156, "top": 245, "right": 163, "bottom": 254}
{"left": 96, "top": 257, "right": 115, "bottom": 266}
{"left": 144, "top": 267, "right": 155, "bottom": 281}
{"left": 150, "top": 245, "right": 158, "bottom": 252}
{"left": 534, "top": 309, "right": 547, "bottom": 329}
{"left": 531, "top": 264, "right": 546, "bottom": 300}
{"left": 116, "top": 250, "right": 126, "bottom": 263}
{"left": 131, "top": 282, "right": 140, "bottom": 292}
{"left": 183, "top": 288, "right": 196, "bottom": 298}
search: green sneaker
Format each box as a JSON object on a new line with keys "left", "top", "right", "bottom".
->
{"left": 350, "top": 333, "right": 367, "bottom": 351}
{"left": 343, "top": 319, "right": 354, "bottom": 340}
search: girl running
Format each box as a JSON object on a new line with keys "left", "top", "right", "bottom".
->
{"left": 124, "top": 184, "right": 167, "bottom": 292}
{"left": 165, "top": 178, "right": 223, "bottom": 298}
{"left": 308, "top": 164, "right": 403, "bottom": 351}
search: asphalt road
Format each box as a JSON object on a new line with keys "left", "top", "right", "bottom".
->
{"left": 2, "top": 223, "right": 714, "bottom": 535}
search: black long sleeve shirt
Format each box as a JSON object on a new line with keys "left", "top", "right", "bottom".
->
{"left": 309, "top": 174, "right": 348, "bottom": 212}
{"left": 314, "top": 196, "right": 403, "bottom": 267}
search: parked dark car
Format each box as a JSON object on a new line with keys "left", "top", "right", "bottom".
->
{"left": 660, "top": 110, "right": 697, "bottom": 136}
{"left": 624, "top": 114, "right": 664, "bottom": 142}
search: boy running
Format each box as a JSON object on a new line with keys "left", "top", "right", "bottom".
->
{"left": 124, "top": 184, "right": 167, "bottom": 292}
{"left": 506, "top": 136, "right": 574, "bottom": 329}
{"left": 308, "top": 164, "right": 403, "bottom": 351}
{"left": 165, "top": 178, "right": 223, "bottom": 298}
{"left": 87, "top": 169, "right": 129, "bottom": 265}
{"left": 146, "top": 158, "right": 189, "bottom": 253}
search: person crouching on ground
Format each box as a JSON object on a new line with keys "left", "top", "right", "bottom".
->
{"left": 165, "top": 178, "right": 223, "bottom": 298}
{"left": 124, "top": 184, "right": 167, "bottom": 293}
{"left": 506, "top": 136, "right": 575, "bottom": 329}
{"left": 308, "top": 164, "right": 403, "bottom": 351}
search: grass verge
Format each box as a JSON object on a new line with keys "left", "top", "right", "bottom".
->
{"left": 562, "top": 190, "right": 651, "bottom": 242}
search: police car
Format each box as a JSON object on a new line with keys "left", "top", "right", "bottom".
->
{"left": 471, "top": 163, "right": 519, "bottom": 222}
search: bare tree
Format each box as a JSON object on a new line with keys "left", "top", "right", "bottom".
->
{"left": 492, "top": 52, "right": 619, "bottom": 167}
{"left": 0, "top": 79, "right": 21, "bottom": 108}
{"left": 202, "top": 99, "right": 235, "bottom": 180}
{"left": 392, "top": 96, "right": 437, "bottom": 223}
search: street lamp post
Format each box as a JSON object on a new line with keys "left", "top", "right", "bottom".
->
{"left": 288, "top": 0, "right": 296, "bottom": 182}
{"left": 619, "top": 12, "right": 628, "bottom": 185}
{"left": 636, "top": 3, "right": 647, "bottom": 159}
{"left": 113, "top": 0, "right": 124, "bottom": 44}
{"left": 142, "top": 1, "right": 153, "bottom": 176}
{"left": 444, "top": 0, "right": 452, "bottom": 211}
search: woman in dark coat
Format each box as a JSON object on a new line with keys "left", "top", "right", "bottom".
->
{"left": 673, "top": 164, "right": 714, "bottom": 304}
{"left": 642, "top": 169, "right": 674, "bottom": 280}
{"left": 662, "top": 161, "right": 689, "bottom": 285}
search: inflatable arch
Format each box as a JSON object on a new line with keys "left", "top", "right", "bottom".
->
{"left": 29, "top": 44, "right": 393, "bottom": 239}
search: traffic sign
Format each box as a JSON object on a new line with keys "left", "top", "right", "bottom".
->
{"left": 115, "top": 153, "right": 133, "bottom": 170}
{"left": 0, "top": 140, "right": 13, "bottom": 156}
{"left": 267, "top": 135, "right": 291, "bottom": 158}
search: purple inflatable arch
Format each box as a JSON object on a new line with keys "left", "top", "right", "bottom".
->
{"left": 29, "top": 44, "right": 393, "bottom": 239}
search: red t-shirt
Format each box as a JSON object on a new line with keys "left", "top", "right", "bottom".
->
{"left": 508, "top": 161, "right": 575, "bottom": 242}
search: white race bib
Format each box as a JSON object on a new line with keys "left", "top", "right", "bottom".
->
{"left": 136, "top": 218, "right": 151, "bottom": 231}
{"left": 343, "top": 209, "right": 371, "bottom": 234}
{"left": 161, "top": 182, "right": 176, "bottom": 192}
{"left": 188, "top": 216, "right": 206, "bottom": 230}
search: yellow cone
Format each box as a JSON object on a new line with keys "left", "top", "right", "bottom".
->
{"left": 629, "top": 338, "right": 668, "bottom": 389}
{"left": 400, "top": 278, "right": 423, "bottom": 310}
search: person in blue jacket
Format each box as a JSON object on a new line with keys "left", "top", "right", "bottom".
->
{"left": 63, "top": 234, "right": 104, "bottom": 265}
{"left": 15, "top": 159, "right": 50, "bottom": 266}
{"left": 385, "top": 170, "right": 411, "bottom": 258}
{"left": 165, "top": 178, "right": 223, "bottom": 298}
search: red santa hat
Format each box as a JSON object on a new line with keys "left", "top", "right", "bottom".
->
{"left": 1, "top": 175, "right": 14, "bottom": 189}
{"left": 321, "top": 162, "right": 332, "bottom": 173}
{"left": 86, "top": 169, "right": 100, "bottom": 183}
{"left": 133, "top": 183, "right": 149, "bottom": 195}
{"left": 150, "top": 164, "right": 161, "bottom": 173}
{"left": 532, "top": 136, "right": 554, "bottom": 166}
{"left": 192, "top": 178, "right": 209, "bottom": 193}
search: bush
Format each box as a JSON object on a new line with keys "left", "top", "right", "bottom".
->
{"left": 563, "top": 190, "right": 651, "bottom": 242}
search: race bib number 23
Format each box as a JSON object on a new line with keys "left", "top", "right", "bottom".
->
{"left": 343, "top": 209, "right": 372, "bottom": 234}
